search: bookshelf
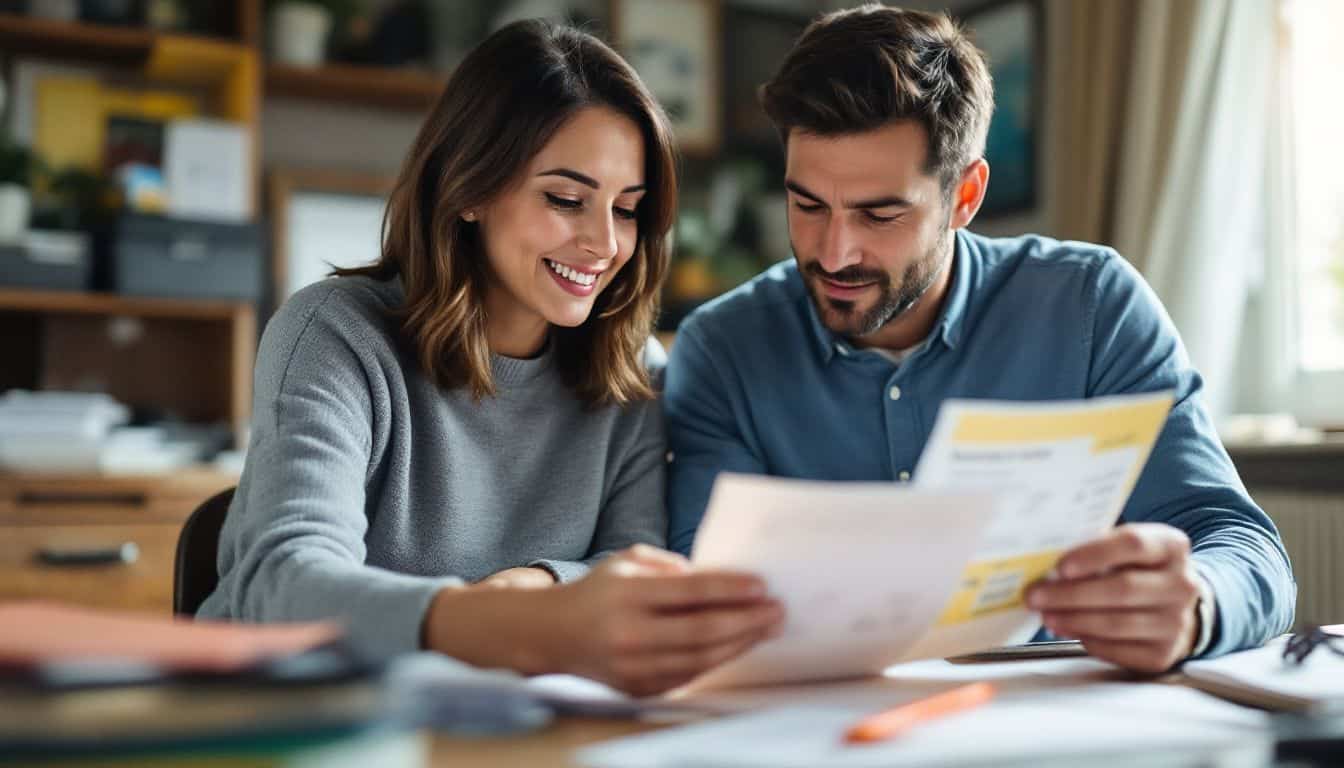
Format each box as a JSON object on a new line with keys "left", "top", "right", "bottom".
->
{"left": 265, "top": 61, "right": 445, "bottom": 111}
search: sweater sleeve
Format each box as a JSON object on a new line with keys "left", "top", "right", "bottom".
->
{"left": 202, "top": 284, "right": 460, "bottom": 660}
{"left": 529, "top": 338, "right": 670, "bottom": 581}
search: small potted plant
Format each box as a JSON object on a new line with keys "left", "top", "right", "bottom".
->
{"left": 267, "top": 0, "right": 355, "bottom": 67}
{"left": 0, "top": 142, "right": 41, "bottom": 246}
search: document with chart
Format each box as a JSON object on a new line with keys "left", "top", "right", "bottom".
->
{"left": 687, "top": 391, "right": 1174, "bottom": 690}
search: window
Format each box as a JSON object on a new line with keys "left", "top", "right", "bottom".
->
{"left": 1284, "top": 0, "right": 1344, "bottom": 425}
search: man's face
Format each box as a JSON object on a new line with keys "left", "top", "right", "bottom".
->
{"left": 785, "top": 121, "right": 953, "bottom": 339}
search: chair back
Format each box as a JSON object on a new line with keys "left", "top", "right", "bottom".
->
{"left": 173, "top": 487, "right": 235, "bottom": 616}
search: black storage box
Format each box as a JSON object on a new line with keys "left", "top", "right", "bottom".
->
{"left": 0, "top": 231, "right": 94, "bottom": 291}
{"left": 97, "top": 214, "right": 263, "bottom": 301}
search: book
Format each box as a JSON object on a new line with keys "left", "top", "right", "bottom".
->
{"left": 1183, "top": 635, "right": 1344, "bottom": 714}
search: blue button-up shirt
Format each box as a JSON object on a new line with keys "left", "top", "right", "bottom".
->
{"left": 664, "top": 230, "right": 1294, "bottom": 658}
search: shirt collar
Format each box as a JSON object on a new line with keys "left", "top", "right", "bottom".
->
{"left": 935, "top": 230, "right": 972, "bottom": 351}
{"left": 803, "top": 230, "right": 972, "bottom": 365}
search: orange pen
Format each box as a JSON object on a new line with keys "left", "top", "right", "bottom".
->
{"left": 843, "top": 682, "right": 996, "bottom": 744}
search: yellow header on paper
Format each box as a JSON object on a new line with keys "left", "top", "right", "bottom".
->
{"left": 949, "top": 394, "right": 1172, "bottom": 454}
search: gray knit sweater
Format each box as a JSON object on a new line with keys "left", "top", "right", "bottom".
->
{"left": 198, "top": 276, "right": 668, "bottom": 659}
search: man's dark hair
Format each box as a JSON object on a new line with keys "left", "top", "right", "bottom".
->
{"left": 760, "top": 3, "right": 994, "bottom": 194}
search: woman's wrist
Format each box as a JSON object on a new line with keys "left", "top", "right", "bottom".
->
{"left": 421, "top": 582, "right": 569, "bottom": 676}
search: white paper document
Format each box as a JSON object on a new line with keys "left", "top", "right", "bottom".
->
{"left": 579, "top": 684, "right": 1271, "bottom": 768}
{"left": 687, "top": 392, "right": 1173, "bottom": 690}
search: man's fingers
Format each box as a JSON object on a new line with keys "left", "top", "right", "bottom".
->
{"left": 1027, "top": 568, "right": 1195, "bottom": 611}
{"left": 1055, "top": 524, "right": 1190, "bottom": 579}
{"left": 1042, "top": 608, "right": 1185, "bottom": 643}
{"left": 633, "top": 570, "right": 771, "bottom": 609}
{"left": 1075, "top": 636, "right": 1184, "bottom": 675}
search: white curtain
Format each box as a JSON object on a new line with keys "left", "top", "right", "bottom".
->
{"left": 1122, "top": 0, "right": 1289, "bottom": 421}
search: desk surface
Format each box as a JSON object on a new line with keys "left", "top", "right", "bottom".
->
{"left": 429, "top": 718, "right": 661, "bottom": 767}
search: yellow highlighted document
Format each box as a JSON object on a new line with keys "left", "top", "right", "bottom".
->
{"left": 690, "top": 391, "right": 1173, "bottom": 690}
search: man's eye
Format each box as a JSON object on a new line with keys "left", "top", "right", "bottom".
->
{"left": 793, "top": 201, "right": 824, "bottom": 214}
{"left": 863, "top": 211, "right": 898, "bottom": 224}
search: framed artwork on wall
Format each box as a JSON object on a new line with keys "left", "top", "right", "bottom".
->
{"left": 722, "top": 5, "right": 807, "bottom": 151}
{"left": 610, "top": 0, "right": 721, "bottom": 155}
{"left": 266, "top": 169, "right": 394, "bottom": 312}
{"left": 959, "top": 0, "right": 1042, "bottom": 216}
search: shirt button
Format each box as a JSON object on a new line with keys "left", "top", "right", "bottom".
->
{"left": 898, "top": 470, "right": 911, "bottom": 482}
{"left": 888, "top": 385, "right": 902, "bottom": 401}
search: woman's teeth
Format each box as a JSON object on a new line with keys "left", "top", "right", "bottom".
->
{"left": 547, "top": 259, "right": 597, "bottom": 286}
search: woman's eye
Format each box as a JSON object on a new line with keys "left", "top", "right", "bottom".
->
{"left": 614, "top": 206, "right": 638, "bottom": 221}
{"left": 546, "top": 193, "right": 582, "bottom": 210}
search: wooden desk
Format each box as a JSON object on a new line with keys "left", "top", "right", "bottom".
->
{"left": 429, "top": 719, "right": 663, "bottom": 767}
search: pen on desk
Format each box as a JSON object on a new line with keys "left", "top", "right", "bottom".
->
{"left": 843, "top": 682, "right": 996, "bottom": 745}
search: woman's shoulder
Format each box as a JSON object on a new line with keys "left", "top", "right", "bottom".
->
{"left": 255, "top": 276, "right": 406, "bottom": 387}
{"left": 268, "top": 276, "right": 403, "bottom": 345}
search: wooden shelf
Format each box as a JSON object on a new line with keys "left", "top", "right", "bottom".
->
{"left": 0, "top": 14, "right": 257, "bottom": 126}
{"left": 0, "top": 13, "right": 152, "bottom": 65}
{"left": 0, "top": 289, "right": 251, "bottom": 320}
{"left": 265, "top": 61, "right": 445, "bottom": 111}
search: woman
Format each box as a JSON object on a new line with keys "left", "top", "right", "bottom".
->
{"left": 199, "top": 21, "right": 782, "bottom": 695}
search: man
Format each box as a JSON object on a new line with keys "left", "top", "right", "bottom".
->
{"left": 664, "top": 4, "right": 1294, "bottom": 672}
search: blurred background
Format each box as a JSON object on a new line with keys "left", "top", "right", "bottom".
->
{"left": 0, "top": 1, "right": 1340, "bottom": 621}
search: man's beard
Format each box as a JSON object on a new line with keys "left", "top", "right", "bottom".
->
{"left": 802, "top": 229, "right": 951, "bottom": 338}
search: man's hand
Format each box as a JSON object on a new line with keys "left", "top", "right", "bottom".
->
{"left": 479, "top": 566, "right": 557, "bottom": 590}
{"left": 1026, "top": 523, "right": 1202, "bottom": 673}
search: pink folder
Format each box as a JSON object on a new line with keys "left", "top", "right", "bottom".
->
{"left": 0, "top": 601, "right": 341, "bottom": 672}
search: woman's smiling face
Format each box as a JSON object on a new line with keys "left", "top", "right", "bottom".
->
{"left": 474, "top": 105, "right": 647, "bottom": 341}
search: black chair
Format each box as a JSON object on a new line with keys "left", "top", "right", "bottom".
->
{"left": 173, "top": 487, "right": 235, "bottom": 616}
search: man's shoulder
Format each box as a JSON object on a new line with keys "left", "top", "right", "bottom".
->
{"left": 964, "top": 231, "right": 1145, "bottom": 309}
{"left": 677, "top": 260, "right": 808, "bottom": 348}
{"left": 967, "top": 231, "right": 1122, "bottom": 279}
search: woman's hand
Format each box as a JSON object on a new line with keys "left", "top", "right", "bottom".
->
{"left": 543, "top": 545, "right": 785, "bottom": 696}
{"left": 422, "top": 545, "right": 784, "bottom": 696}
{"left": 479, "top": 566, "right": 557, "bottom": 589}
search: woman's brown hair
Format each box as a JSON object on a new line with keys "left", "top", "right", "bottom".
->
{"left": 338, "top": 20, "right": 676, "bottom": 406}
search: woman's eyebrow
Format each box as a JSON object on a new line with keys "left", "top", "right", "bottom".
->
{"left": 538, "top": 167, "right": 645, "bottom": 193}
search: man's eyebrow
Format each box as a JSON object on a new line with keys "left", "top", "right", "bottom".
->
{"left": 785, "top": 180, "right": 912, "bottom": 210}
{"left": 847, "top": 194, "right": 912, "bottom": 209}
{"left": 784, "top": 180, "right": 824, "bottom": 204}
{"left": 539, "top": 168, "right": 645, "bottom": 194}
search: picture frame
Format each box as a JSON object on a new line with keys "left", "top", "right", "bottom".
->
{"left": 610, "top": 0, "right": 721, "bottom": 155}
{"left": 721, "top": 5, "right": 807, "bottom": 151}
{"left": 266, "top": 169, "right": 394, "bottom": 312}
{"left": 958, "top": 0, "right": 1042, "bottom": 216}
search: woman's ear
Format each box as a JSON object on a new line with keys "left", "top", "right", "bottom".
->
{"left": 461, "top": 210, "right": 477, "bottom": 222}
